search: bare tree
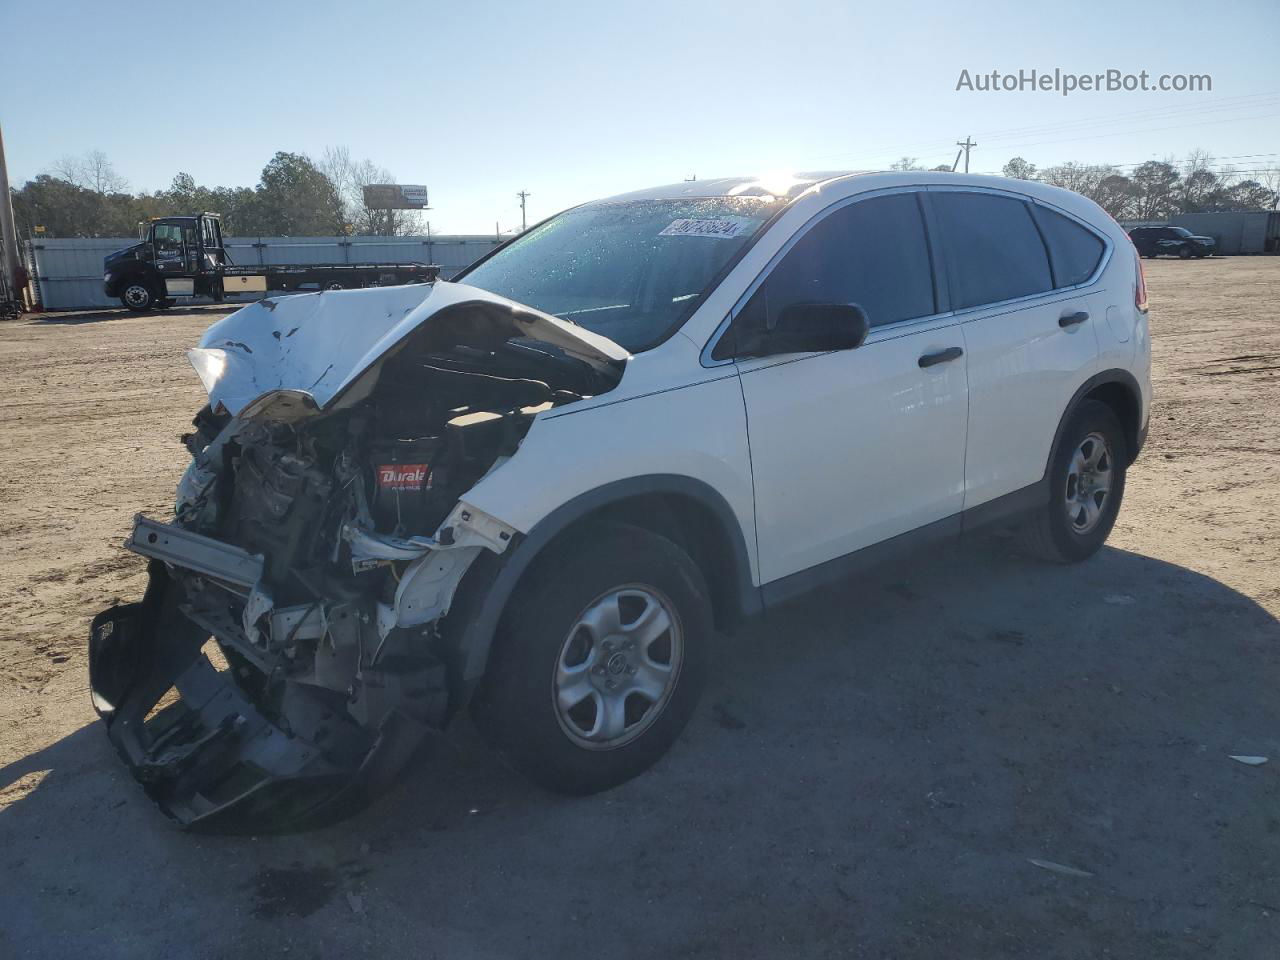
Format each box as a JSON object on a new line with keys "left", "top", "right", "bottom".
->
{"left": 1094, "top": 174, "right": 1134, "bottom": 219}
{"left": 1257, "top": 167, "right": 1280, "bottom": 210}
{"left": 1178, "top": 149, "right": 1219, "bottom": 212}
{"left": 53, "top": 150, "right": 128, "bottom": 195}
{"left": 1127, "top": 160, "right": 1182, "bottom": 221}
{"left": 320, "top": 146, "right": 422, "bottom": 236}
{"left": 1002, "top": 157, "right": 1038, "bottom": 180}
{"left": 1040, "top": 161, "right": 1106, "bottom": 195}
{"left": 889, "top": 156, "right": 922, "bottom": 171}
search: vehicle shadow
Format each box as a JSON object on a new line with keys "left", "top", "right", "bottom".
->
{"left": 3, "top": 536, "right": 1279, "bottom": 959}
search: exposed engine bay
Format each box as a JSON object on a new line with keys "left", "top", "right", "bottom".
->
{"left": 87, "top": 282, "right": 626, "bottom": 831}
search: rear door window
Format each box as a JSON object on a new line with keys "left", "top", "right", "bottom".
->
{"left": 1030, "top": 205, "right": 1105, "bottom": 288}
{"left": 932, "top": 192, "right": 1052, "bottom": 309}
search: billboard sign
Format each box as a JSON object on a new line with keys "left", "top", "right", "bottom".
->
{"left": 362, "top": 184, "right": 429, "bottom": 209}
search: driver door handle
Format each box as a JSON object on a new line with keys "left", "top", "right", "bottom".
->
{"left": 918, "top": 346, "right": 964, "bottom": 368}
{"left": 1059, "top": 310, "right": 1089, "bottom": 328}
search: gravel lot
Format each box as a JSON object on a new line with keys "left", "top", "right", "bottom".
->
{"left": 2, "top": 259, "right": 1278, "bottom": 958}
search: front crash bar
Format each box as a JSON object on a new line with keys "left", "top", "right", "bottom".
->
{"left": 124, "top": 514, "right": 263, "bottom": 593}
{"left": 89, "top": 562, "right": 430, "bottom": 833}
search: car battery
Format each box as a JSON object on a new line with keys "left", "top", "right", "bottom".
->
{"left": 369, "top": 437, "right": 443, "bottom": 534}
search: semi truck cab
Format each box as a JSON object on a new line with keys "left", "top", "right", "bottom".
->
{"left": 105, "top": 214, "right": 234, "bottom": 311}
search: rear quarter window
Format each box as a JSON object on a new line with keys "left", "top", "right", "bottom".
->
{"left": 1030, "top": 205, "right": 1106, "bottom": 288}
{"left": 932, "top": 192, "right": 1052, "bottom": 309}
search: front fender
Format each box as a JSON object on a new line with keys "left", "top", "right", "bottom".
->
{"left": 438, "top": 340, "right": 759, "bottom": 696}
{"left": 441, "top": 474, "right": 762, "bottom": 696}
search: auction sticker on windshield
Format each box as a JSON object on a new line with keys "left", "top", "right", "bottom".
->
{"left": 659, "top": 217, "right": 755, "bottom": 239}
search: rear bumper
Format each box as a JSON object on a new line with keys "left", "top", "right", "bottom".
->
{"left": 89, "top": 563, "right": 430, "bottom": 833}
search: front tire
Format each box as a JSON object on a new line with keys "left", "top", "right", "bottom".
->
{"left": 1018, "top": 399, "right": 1128, "bottom": 563}
{"left": 120, "top": 281, "right": 154, "bottom": 312}
{"left": 1178, "top": 245, "right": 1193, "bottom": 259}
{"left": 473, "top": 522, "right": 711, "bottom": 795}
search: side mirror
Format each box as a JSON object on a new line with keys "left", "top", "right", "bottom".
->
{"left": 763, "top": 302, "right": 870, "bottom": 356}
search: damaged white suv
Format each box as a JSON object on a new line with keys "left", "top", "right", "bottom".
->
{"left": 90, "top": 172, "right": 1151, "bottom": 830}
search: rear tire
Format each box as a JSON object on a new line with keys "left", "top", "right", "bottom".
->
{"left": 1018, "top": 399, "right": 1127, "bottom": 563}
{"left": 120, "top": 281, "right": 154, "bottom": 312}
{"left": 472, "top": 522, "right": 711, "bottom": 795}
{"left": 1178, "top": 245, "right": 1192, "bottom": 259}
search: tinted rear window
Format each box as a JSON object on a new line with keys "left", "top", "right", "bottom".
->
{"left": 932, "top": 192, "right": 1052, "bottom": 309}
{"left": 1031, "top": 205, "right": 1105, "bottom": 287}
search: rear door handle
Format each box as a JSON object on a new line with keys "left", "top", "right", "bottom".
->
{"left": 1059, "top": 310, "right": 1089, "bottom": 328}
{"left": 918, "top": 346, "right": 964, "bottom": 368}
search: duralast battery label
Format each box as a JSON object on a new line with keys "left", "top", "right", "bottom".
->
{"left": 376, "top": 464, "right": 430, "bottom": 492}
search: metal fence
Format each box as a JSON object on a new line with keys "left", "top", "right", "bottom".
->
{"left": 24, "top": 234, "right": 504, "bottom": 310}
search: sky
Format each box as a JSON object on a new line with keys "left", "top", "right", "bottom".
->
{"left": 2, "top": 0, "right": 1277, "bottom": 234}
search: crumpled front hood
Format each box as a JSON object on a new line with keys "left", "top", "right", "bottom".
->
{"left": 188, "top": 281, "right": 629, "bottom": 416}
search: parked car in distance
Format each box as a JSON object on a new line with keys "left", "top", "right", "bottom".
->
{"left": 91, "top": 171, "right": 1152, "bottom": 831}
{"left": 1129, "top": 224, "right": 1216, "bottom": 259}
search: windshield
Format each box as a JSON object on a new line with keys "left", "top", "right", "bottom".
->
{"left": 1171, "top": 226, "right": 1193, "bottom": 237}
{"left": 458, "top": 197, "right": 785, "bottom": 351}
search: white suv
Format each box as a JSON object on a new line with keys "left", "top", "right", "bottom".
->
{"left": 91, "top": 171, "right": 1151, "bottom": 830}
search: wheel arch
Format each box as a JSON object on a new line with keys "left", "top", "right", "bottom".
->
{"left": 1047, "top": 369, "right": 1145, "bottom": 473}
{"left": 106, "top": 263, "right": 155, "bottom": 298}
{"left": 440, "top": 475, "right": 762, "bottom": 704}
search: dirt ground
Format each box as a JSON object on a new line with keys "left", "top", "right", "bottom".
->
{"left": 2, "top": 260, "right": 1278, "bottom": 958}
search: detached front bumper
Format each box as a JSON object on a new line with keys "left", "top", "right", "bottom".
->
{"left": 89, "top": 562, "right": 429, "bottom": 833}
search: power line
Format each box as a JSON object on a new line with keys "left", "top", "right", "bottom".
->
{"left": 798, "top": 91, "right": 1280, "bottom": 169}
{"left": 965, "top": 110, "right": 1280, "bottom": 157}
{"left": 955, "top": 136, "right": 977, "bottom": 173}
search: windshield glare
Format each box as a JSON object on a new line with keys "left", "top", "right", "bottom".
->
{"left": 459, "top": 198, "right": 784, "bottom": 352}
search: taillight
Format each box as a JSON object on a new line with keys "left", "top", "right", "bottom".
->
{"left": 1133, "top": 247, "right": 1148, "bottom": 313}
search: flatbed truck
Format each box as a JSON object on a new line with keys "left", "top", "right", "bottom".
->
{"left": 104, "top": 213, "right": 439, "bottom": 312}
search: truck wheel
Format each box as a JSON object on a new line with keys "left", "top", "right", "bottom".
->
{"left": 472, "top": 522, "right": 711, "bottom": 795}
{"left": 1178, "top": 245, "right": 1192, "bottom": 259}
{"left": 1018, "top": 399, "right": 1128, "bottom": 563}
{"left": 121, "top": 282, "right": 154, "bottom": 312}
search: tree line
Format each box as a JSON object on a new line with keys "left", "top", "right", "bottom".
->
{"left": 13, "top": 146, "right": 1278, "bottom": 240}
{"left": 999, "top": 153, "right": 1277, "bottom": 221}
{"left": 10, "top": 148, "right": 425, "bottom": 239}
{"left": 888, "top": 150, "right": 1277, "bottom": 220}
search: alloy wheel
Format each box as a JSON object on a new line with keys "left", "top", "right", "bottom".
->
{"left": 1064, "top": 431, "right": 1113, "bottom": 534}
{"left": 552, "top": 585, "right": 683, "bottom": 750}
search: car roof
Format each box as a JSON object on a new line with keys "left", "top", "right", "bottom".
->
{"left": 596, "top": 172, "right": 870, "bottom": 203}
{"left": 588, "top": 171, "right": 1106, "bottom": 221}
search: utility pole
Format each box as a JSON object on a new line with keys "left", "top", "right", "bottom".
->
{"left": 516, "top": 190, "right": 531, "bottom": 232}
{"left": 955, "top": 136, "right": 977, "bottom": 174}
{"left": 0, "top": 122, "right": 22, "bottom": 311}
